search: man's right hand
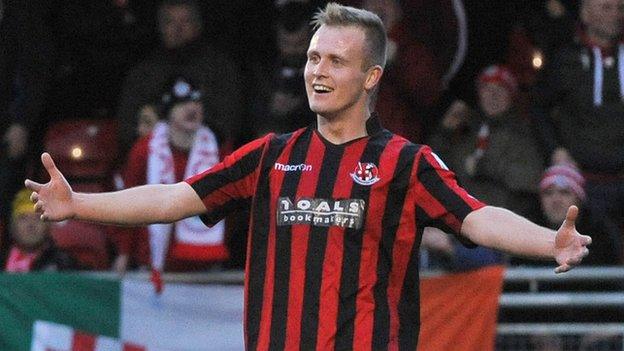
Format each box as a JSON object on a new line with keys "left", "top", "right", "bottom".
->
{"left": 24, "top": 152, "right": 75, "bottom": 222}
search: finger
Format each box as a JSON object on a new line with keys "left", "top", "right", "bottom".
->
{"left": 580, "top": 235, "right": 592, "bottom": 246}
{"left": 41, "top": 152, "right": 62, "bottom": 179}
{"left": 563, "top": 205, "right": 579, "bottom": 229}
{"left": 555, "top": 263, "right": 570, "bottom": 274}
{"left": 25, "top": 179, "right": 43, "bottom": 192}
{"left": 581, "top": 247, "right": 589, "bottom": 257}
{"left": 34, "top": 201, "right": 44, "bottom": 212}
{"left": 30, "top": 192, "right": 39, "bottom": 203}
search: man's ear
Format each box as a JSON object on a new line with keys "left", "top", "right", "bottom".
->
{"left": 364, "top": 65, "right": 383, "bottom": 91}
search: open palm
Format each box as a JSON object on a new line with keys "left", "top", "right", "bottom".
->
{"left": 553, "top": 205, "right": 592, "bottom": 273}
{"left": 24, "top": 153, "right": 74, "bottom": 222}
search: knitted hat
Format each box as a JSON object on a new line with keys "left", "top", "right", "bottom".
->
{"left": 12, "top": 188, "right": 35, "bottom": 220}
{"left": 539, "top": 164, "right": 586, "bottom": 200}
{"left": 160, "top": 76, "right": 202, "bottom": 117}
{"left": 477, "top": 65, "right": 518, "bottom": 95}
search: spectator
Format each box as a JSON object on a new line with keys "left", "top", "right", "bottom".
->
{"left": 116, "top": 0, "right": 244, "bottom": 155}
{"left": 47, "top": 0, "right": 158, "bottom": 121}
{"left": 0, "top": 0, "right": 55, "bottom": 238}
{"left": 253, "top": 1, "right": 316, "bottom": 136}
{"left": 136, "top": 104, "right": 160, "bottom": 138}
{"left": 514, "top": 164, "right": 622, "bottom": 266}
{"left": 532, "top": 0, "right": 624, "bottom": 232}
{"left": 111, "top": 76, "right": 229, "bottom": 275}
{"left": 3, "top": 188, "right": 80, "bottom": 272}
{"left": 429, "top": 65, "right": 544, "bottom": 219}
{"left": 420, "top": 227, "right": 503, "bottom": 271}
{"left": 505, "top": 0, "right": 576, "bottom": 90}
{"left": 361, "top": 0, "right": 444, "bottom": 142}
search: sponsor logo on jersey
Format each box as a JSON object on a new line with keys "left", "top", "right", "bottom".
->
{"left": 274, "top": 162, "right": 313, "bottom": 172}
{"left": 350, "top": 162, "right": 380, "bottom": 186}
{"left": 277, "top": 197, "right": 365, "bottom": 229}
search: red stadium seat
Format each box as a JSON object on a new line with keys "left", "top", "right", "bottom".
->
{"left": 44, "top": 119, "right": 118, "bottom": 179}
{"left": 50, "top": 220, "right": 110, "bottom": 270}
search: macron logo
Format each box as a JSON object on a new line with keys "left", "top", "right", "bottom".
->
{"left": 274, "top": 162, "right": 312, "bottom": 172}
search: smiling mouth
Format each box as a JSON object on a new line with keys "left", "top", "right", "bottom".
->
{"left": 313, "top": 84, "right": 333, "bottom": 94}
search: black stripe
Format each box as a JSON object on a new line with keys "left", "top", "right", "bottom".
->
{"left": 372, "top": 143, "right": 417, "bottom": 349}
{"left": 198, "top": 197, "right": 251, "bottom": 226}
{"left": 398, "top": 224, "right": 423, "bottom": 351}
{"left": 299, "top": 144, "right": 343, "bottom": 350}
{"left": 269, "top": 129, "right": 313, "bottom": 350}
{"left": 416, "top": 154, "right": 477, "bottom": 247}
{"left": 416, "top": 153, "right": 475, "bottom": 226}
{"left": 246, "top": 135, "right": 291, "bottom": 350}
{"left": 335, "top": 131, "right": 393, "bottom": 351}
{"left": 191, "top": 146, "right": 263, "bottom": 198}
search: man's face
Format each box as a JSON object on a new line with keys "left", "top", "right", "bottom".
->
{"left": 304, "top": 25, "right": 372, "bottom": 119}
{"left": 478, "top": 83, "right": 512, "bottom": 118}
{"left": 159, "top": 5, "right": 202, "bottom": 49}
{"left": 13, "top": 213, "right": 48, "bottom": 249}
{"left": 169, "top": 101, "right": 203, "bottom": 134}
{"left": 540, "top": 186, "right": 581, "bottom": 226}
{"left": 582, "top": 0, "right": 624, "bottom": 41}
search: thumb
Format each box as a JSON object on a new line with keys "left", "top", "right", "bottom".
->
{"left": 41, "top": 152, "right": 62, "bottom": 180}
{"left": 562, "top": 205, "right": 578, "bottom": 229}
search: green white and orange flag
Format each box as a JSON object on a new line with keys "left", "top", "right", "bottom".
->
{"left": 0, "top": 273, "right": 244, "bottom": 351}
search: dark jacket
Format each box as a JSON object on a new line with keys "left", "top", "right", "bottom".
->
{"left": 116, "top": 40, "right": 244, "bottom": 154}
{"left": 532, "top": 37, "right": 624, "bottom": 173}
{"left": 429, "top": 109, "right": 544, "bottom": 218}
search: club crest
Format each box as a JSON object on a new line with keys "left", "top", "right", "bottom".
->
{"left": 350, "top": 162, "right": 380, "bottom": 186}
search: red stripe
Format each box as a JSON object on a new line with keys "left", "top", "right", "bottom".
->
{"left": 71, "top": 331, "right": 95, "bottom": 351}
{"left": 353, "top": 136, "right": 404, "bottom": 350}
{"left": 186, "top": 134, "right": 269, "bottom": 185}
{"left": 413, "top": 151, "right": 463, "bottom": 232}
{"left": 201, "top": 172, "right": 258, "bottom": 210}
{"left": 123, "top": 343, "right": 146, "bottom": 351}
{"left": 315, "top": 138, "right": 367, "bottom": 350}
{"left": 256, "top": 131, "right": 303, "bottom": 350}
{"left": 421, "top": 148, "right": 484, "bottom": 213}
{"left": 283, "top": 135, "right": 325, "bottom": 350}
{"left": 387, "top": 156, "right": 419, "bottom": 350}
{"left": 170, "top": 242, "right": 229, "bottom": 261}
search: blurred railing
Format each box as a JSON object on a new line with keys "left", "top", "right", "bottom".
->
{"left": 87, "top": 267, "right": 624, "bottom": 350}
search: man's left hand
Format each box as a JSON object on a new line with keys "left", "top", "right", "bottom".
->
{"left": 554, "top": 206, "right": 592, "bottom": 273}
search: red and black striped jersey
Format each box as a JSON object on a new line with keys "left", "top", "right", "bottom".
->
{"left": 186, "top": 115, "right": 485, "bottom": 351}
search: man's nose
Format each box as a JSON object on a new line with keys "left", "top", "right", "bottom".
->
{"left": 313, "top": 59, "right": 329, "bottom": 77}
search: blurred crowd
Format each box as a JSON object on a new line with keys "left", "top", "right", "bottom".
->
{"left": 0, "top": 0, "right": 623, "bottom": 276}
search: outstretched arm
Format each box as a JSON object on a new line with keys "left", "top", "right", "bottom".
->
{"left": 25, "top": 153, "right": 206, "bottom": 225}
{"left": 461, "top": 205, "right": 591, "bottom": 273}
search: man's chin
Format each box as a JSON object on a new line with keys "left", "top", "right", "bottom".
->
{"left": 309, "top": 105, "right": 336, "bottom": 118}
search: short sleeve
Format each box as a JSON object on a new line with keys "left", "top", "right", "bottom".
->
{"left": 185, "top": 134, "right": 272, "bottom": 226}
{"left": 414, "top": 146, "right": 486, "bottom": 244}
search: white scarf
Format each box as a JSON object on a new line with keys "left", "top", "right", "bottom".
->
{"left": 147, "top": 122, "right": 224, "bottom": 270}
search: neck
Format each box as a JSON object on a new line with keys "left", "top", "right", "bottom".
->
{"left": 168, "top": 127, "right": 195, "bottom": 150}
{"left": 316, "top": 108, "right": 370, "bottom": 144}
